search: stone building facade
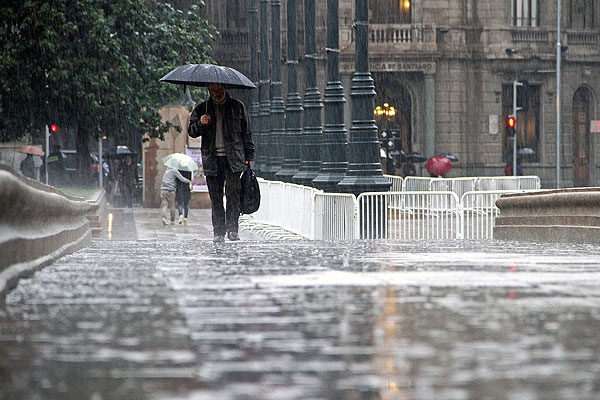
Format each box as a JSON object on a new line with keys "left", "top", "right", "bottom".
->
{"left": 203, "top": 0, "right": 600, "bottom": 188}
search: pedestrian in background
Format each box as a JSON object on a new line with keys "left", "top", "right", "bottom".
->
{"left": 160, "top": 166, "right": 191, "bottom": 226}
{"left": 176, "top": 169, "right": 192, "bottom": 226}
{"left": 121, "top": 155, "right": 138, "bottom": 208}
{"left": 20, "top": 154, "right": 36, "bottom": 179}
{"left": 188, "top": 82, "right": 254, "bottom": 243}
{"left": 108, "top": 158, "right": 124, "bottom": 207}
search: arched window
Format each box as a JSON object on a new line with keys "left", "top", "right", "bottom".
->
{"left": 370, "top": 0, "right": 412, "bottom": 24}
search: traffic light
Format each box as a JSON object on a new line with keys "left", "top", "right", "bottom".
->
{"left": 49, "top": 124, "right": 59, "bottom": 133}
{"left": 517, "top": 80, "right": 528, "bottom": 110}
{"left": 506, "top": 115, "right": 516, "bottom": 137}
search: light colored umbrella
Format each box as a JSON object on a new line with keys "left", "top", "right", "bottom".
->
{"left": 161, "top": 153, "right": 198, "bottom": 172}
{"left": 18, "top": 145, "right": 44, "bottom": 156}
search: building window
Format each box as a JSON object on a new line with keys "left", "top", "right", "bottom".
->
{"left": 502, "top": 84, "right": 540, "bottom": 163}
{"left": 569, "top": 0, "right": 596, "bottom": 29}
{"left": 370, "top": 0, "right": 412, "bottom": 24}
{"left": 512, "top": 0, "right": 539, "bottom": 27}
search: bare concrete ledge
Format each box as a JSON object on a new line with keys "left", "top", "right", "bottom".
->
{"left": 494, "top": 188, "right": 600, "bottom": 244}
{"left": 0, "top": 164, "right": 91, "bottom": 298}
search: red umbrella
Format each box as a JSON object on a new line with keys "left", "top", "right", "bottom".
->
{"left": 425, "top": 156, "right": 453, "bottom": 176}
{"left": 18, "top": 145, "right": 44, "bottom": 156}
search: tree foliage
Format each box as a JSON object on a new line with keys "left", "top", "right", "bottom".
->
{"left": 0, "top": 0, "right": 215, "bottom": 145}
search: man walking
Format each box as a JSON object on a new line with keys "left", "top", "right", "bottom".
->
{"left": 188, "top": 83, "right": 254, "bottom": 242}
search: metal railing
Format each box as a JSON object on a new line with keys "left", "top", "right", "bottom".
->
{"left": 314, "top": 193, "right": 357, "bottom": 240}
{"left": 249, "top": 176, "right": 542, "bottom": 241}
{"left": 358, "top": 191, "right": 461, "bottom": 240}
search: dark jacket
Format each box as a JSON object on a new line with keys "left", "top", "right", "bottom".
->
{"left": 176, "top": 170, "right": 192, "bottom": 204}
{"left": 188, "top": 94, "right": 254, "bottom": 176}
{"left": 122, "top": 160, "right": 138, "bottom": 188}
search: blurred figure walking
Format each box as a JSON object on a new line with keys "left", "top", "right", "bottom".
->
{"left": 121, "top": 155, "right": 138, "bottom": 208}
{"left": 176, "top": 170, "right": 192, "bottom": 226}
{"left": 160, "top": 167, "right": 191, "bottom": 225}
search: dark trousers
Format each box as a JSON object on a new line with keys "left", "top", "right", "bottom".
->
{"left": 206, "top": 156, "right": 242, "bottom": 237}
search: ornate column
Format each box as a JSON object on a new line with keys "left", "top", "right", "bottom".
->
{"left": 337, "top": 0, "right": 390, "bottom": 195}
{"left": 293, "top": 0, "right": 323, "bottom": 186}
{"left": 258, "top": 0, "right": 271, "bottom": 176}
{"left": 249, "top": 0, "right": 261, "bottom": 174}
{"left": 265, "top": 0, "right": 285, "bottom": 180}
{"left": 276, "top": 0, "right": 303, "bottom": 182}
{"left": 312, "top": 0, "right": 348, "bottom": 191}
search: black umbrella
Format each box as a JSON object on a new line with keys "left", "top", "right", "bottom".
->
{"left": 159, "top": 64, "right": 257, "bottom": 90}
{"left": 404, "top": 152, "right": 427, "bottom": 163}
{"left": 436, "top": 152, "right": 459, "bottom": 163}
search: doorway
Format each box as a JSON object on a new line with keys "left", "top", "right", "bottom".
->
{"left": 572, "top": 87, "right": 593, "bottom": 187}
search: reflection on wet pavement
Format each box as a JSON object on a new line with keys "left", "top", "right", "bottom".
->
{"left": 2, "top": 236, "right": 600, "bottom": 399}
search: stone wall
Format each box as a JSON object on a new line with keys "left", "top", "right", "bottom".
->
{"left": 0, "top": 163, "right": 91, "bottom": 298}
{"left": 494, "top": 188, "right": 600, "bottom": 243}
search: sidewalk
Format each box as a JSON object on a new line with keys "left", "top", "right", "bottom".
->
{"left": 99, "top": 205, "right": 268, "bottom": 242}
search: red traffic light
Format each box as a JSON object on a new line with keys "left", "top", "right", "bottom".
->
{"left": 507, "top": 116, "right": 515, "bottom": 128}
{"left": 50, "top": 124, "right": 59, "bottom": 133}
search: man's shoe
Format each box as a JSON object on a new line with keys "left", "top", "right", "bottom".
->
{"left": 227, "top": 232, "right": 240, "bottom": 241}
{"left": 178, "top": 215, "right": 184, "bottom": 224}
{"left": 183, "top": 218, "right": 188, "bottom": 226}
{"left": 161, "top": 218, "right": 169, "bottom": 226}
{"left": 213, "top": 235, "right": 225, "bottom": 243}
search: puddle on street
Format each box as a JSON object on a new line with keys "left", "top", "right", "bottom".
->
{"left": 1, "top": 239, "right": 600, "bottom": 399}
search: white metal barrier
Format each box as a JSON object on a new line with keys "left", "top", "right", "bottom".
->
{"left": 403, "top": 176, "right": 432, "bottom": 191}
{"left": 253, "top": 179, "right": 322, "bottom": 238}
{"left": 251, "top": 176, "right": 543, "bottom": 241}
{"left": 460, "top": 189, "right": 542, "bottom": 239}
{"left": 475, "top": 175, "right": 540, "bottom": 191}
{"left": 314, "top": 193, "right": 357, "bottom": 240}
{"left": 383, "top": 174, "right": 403, "bottom": 191}
{"left": 357, "top": 191, "right": 461, "bottom": 240}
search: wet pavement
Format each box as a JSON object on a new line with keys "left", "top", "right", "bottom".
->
{"left": 1, "top": 206, "right": 600, "bottom": 399}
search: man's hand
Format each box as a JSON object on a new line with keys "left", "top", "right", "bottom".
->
{"left": 200, "top": 114, "right": 211, "bottom": 125}
{"left": 246, "top": 160, "right": 254, "bottom": 166}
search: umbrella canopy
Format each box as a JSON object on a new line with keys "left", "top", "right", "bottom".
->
{"left": 18, "top": 145, "right": 44, "bottom": 156}
{"left": 517, "top": 147, "right": 535, "bottom": 155}
{"left": 436, "top": 152, "right": 459, "bottom": 163}
{"left": 161, "top": 153, "right": 198, "bottom": 172}
{"left": 108, "top": 146, "right": 136, "bottom": 159}
{"left": 425, "top": 156, "right": 453, "bottom": 176}
{"left": 160, "top": 64, "right": 257, "bottom": 90}
{"left": 404, "top": 152, "right": 427, "bottom": 163}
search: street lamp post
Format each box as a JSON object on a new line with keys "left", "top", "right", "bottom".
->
{"left": 249, "top": 0, "right": 261, "bottom": 174}
{"left": 258, "top": 0, "right": 271, "bottom": 177}
{"left": 556, "top": 0, "right": 562, "bottom": 188}
{"left": 276, "top": 0, "right": 303, "bottom": 183}
{"left": 293, "top": 0, "right": 323, "bottom": 186}
{"left": 267, "top": 0, "right": 285, "bottom": 180}
{"left": 312, "top": 0, "right": 348, "bottom": 192}
{"left": 338, "top": 0, "right": 390, "bottom": 195}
